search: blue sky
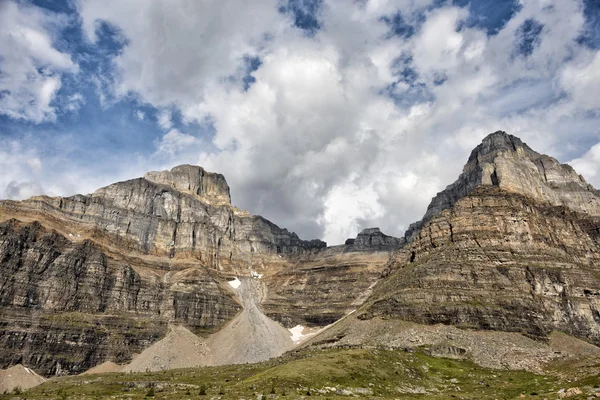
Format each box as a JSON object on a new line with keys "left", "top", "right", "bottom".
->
{"left": 1, "top": 0, "right": 600, "bottom": 244}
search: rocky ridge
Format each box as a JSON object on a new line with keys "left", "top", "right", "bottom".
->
{"left": 3, "top": 130, "right": 600, "bottom": 379}
{"left": 0, "top": 166, "right": 399, "bottom": 376}
{"left": 0, "top": 164, "right": 326, "bottom": 263}
{"left": 405, "top": 131, "right": 600, "bottom": 241}
{"left": 360, "top": 131, "right": 600, "bottom": 346}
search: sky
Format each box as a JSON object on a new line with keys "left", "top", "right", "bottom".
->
{"left": 1, "top": 0, "right": 600, "bottom": 245}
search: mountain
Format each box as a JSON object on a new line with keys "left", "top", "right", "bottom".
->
{"left": 405, "top": 131, "right": 600, "bottom": 240}
{"left": 0, "top": 165, "right": 400, "bottom": 375}
{"left": 2, "top": 130, "right": 600, "bottom": 380}
{"left": 358, "top": 131, "right": 600, "bottom": 344}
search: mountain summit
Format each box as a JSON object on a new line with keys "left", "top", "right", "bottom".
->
{"left": 2, "top": 131, "right": 600, "bottom": 378}
{"left": 406, "top": 130, "right": 600, "bottom": 240}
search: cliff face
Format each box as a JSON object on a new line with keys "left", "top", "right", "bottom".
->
{"left": 0, "top": 166, "right": 325, "bottom": 264}
{"left": 362, "top": 132, "right": 600, "bottom": 345}
{"left": 405, "top": 131, "right": 600, "bottom": 241}
{"left": 5, "top": 130, "right": 599, "bottom": 376}
{"left": 0, "top": 219, "right": 240, "bottom": 375}
{"left": 263, "top": 228, "right": 403, "bottom": 327}
{"left": 0, "top": 165, "right": 394, "bottom": 375}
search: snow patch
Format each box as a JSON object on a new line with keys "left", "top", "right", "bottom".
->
{"left": 289, "top": 325, "right": 308, "bottom": 343}
{"left": 227, "top": 277, "right": 241, "bottom": 289}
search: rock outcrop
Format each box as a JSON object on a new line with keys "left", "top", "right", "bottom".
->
{"left": 361, "top": 132, "right": 600, "bottom": 345}
{"left": 405, "top": 131, "right": 600, "bottom": 241}
{"left": 345, "top": 228, "right": 405, "bottom": 250}
{"left": 0, "top": 219, "right": 240, "bottom": 375}
{"left": 4, "top": 130, "right": 598, "bottom": 377}
{"left": 0, "top": 165, "right": 386, "bottom": 376}
{"left": 263, "top": 228, "right": 402, "bottom": 327}
{"left": 0, "top": 165, "right": 325, "bottom": 264}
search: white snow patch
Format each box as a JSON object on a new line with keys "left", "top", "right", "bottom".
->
{"left": 227, "top": 277, "right": 241, "bottom": 289}
{"left": 250, "top": 271, "right": 263, "bottom": 279}
{"left": 289, "top": 325, "right": 309, "bottom": 343}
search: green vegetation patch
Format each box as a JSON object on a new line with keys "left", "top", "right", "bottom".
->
{"left": 3, "top": 348, "right": 599, "bottom": 399}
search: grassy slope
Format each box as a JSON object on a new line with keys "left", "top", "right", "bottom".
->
{"left": 3, "top": 347, "right": 599, "bottom": 399}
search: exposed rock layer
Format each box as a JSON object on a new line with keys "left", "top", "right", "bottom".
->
{"left": 0, "top": 219, "right": 239, "bottom": 375}
{"left": 406, "top": 131, "right": 600, "bottom": 241}
{"left": 0, "top": 166, "right": 397, "bottom": 376}
{"left": 0, "top": 165, "right": 326, "bottom": 263}
{"left": 362, "top": 186, "right": 600, "bottom": 344}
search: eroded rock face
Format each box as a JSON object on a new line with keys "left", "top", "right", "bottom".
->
{"left": 263, "top": 228, "right": 402, "bottom": 328}
{"left": 406, "top": 131, "right": 600, "bottom": 241}
{"left": 360, "top": 131, "right": 600, "bottom": 346}
{"left": 144, "top": 164, "right": 231, "bottom": 205}
{"left": 0, "top": 165, "right": 377, "bottom": 376}
{"left": 0, "top": 219, "right": 239, "bottom": 375}
{"left": 0, "top": 165, "right": 325, "bottom": 262}
{"left": 362, "top": 186, "right": 600, "bottom": 344}
{"left": 348, "top": 228, "right": 404, "bottom": 251}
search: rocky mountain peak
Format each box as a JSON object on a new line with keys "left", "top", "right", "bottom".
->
{"left": 344, "top": 227, "right": 404, "bottom": 250}
{"left": 405, "top": 130, "right": 600, "bottom": 241}
{"left": 144, "top": 164, "right": 231, "bottom": 205}
{"left": 465, "top": 130, "right": 538, "bottom": 170}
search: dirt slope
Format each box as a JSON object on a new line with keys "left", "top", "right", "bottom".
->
{"left": 0, "top": 364, "right": 46, "bottom": 393}
{"left": 124, "top": 325, "right": 214, "bottom": 372}
{"left": 208, "top": 277, "right": 294, "bottom": 365}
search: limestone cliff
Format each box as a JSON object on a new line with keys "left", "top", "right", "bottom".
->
{"left": 361, "top": 132, "right": 600, "bottom": 345}
{"left": 0, "top": 219, "right": 240, "bottom": 375}
{"left": 405, "top": 131, "right": 600, "bottom": 241}
{"left": 0, "top": 165, "right": 393, "bottom": 376}
{"left": 263, "top": 228, "right": 403, "bottom": 327}
{"left": 0, "top": 165, "right": 325, "bottom": 264}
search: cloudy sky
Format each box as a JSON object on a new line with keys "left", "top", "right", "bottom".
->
{"left": 1, "top": 0, "right": 600, "bottom": 245}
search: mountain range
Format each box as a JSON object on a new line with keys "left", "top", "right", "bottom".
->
{"left": 1, "top": 130, "right": 600, "bottom": 382}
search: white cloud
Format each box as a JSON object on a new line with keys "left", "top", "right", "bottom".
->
{"left": 27, "top": 0, "right": 598, "bottom": 245}
{"left": 77, "top": 0, "right": 285, "bottom": 108}
{"left": 157, "top": 109, "right": 173, "bottom": 130}
{"left": 0, "top": 1, "right": 76, "bottom": 123}
{"left": 154, "top": 129, "right": 203, "bottom": 157}
{"left": 561, "top": 51, "right": 600, "bottom": 110}
{"left": 569, "top": 142, "right": 600, "bottom": 188}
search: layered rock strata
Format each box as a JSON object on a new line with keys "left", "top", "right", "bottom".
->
{"left": 0, "top": 165, "right": 395, "bottom": 375}
{"left": 0, "top": 165, "right": 325, "bottom": 265}
{"left": 405, "top": 131, "right": 600, "bottom": 241}
{"left": 263, "top": 228, "right": 403, "bottom": 327}
{"left": 362, "top": 131, "right": 600, "bottom": 344}
{"left": 0, "top": 219, "right": 239, "bottom": 375}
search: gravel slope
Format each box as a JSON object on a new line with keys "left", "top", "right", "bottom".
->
{"left": 208, "top": 277, "right": 294, "bottom": 365}
{"left": 124, "top": 325, "right": 214, "bottom": 372}
{"left": 0, "top": 364, "right": 46, "bottom": 393}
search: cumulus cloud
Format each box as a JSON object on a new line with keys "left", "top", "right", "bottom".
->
{"left": 154, "top": 128, "right": 203, "bottom": 157}
{"left": 4, "top": 0, "right": 600, "bottom": 245}
{"left": 569, "top": 142, "right": 600, "bottom": 188}
{"left": 0, "top": 1, "right": 76, "bottom": 123}
{"left": 77, "top": 0, "right": 284, "bottom": 107}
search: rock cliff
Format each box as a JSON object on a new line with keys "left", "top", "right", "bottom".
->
{"left": 361, "top": 132, "right": 600, "bottom": 345}
{"left": 0, "top": 165, "right": 394, "bottom": 376}
{"left": 0, "top": 165, "right": 325, "bottom": 263}
{"left": 0, "top": 219, "right": 240, "bottom": 375}
{"left": 4, "top": 130, "right": 599, "bottom": 376}
{"left": 263, "top": 228, "right": 402, "bottom": 327}
{"left": 405, "top": 131, "right": 600, "bottom": 241}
